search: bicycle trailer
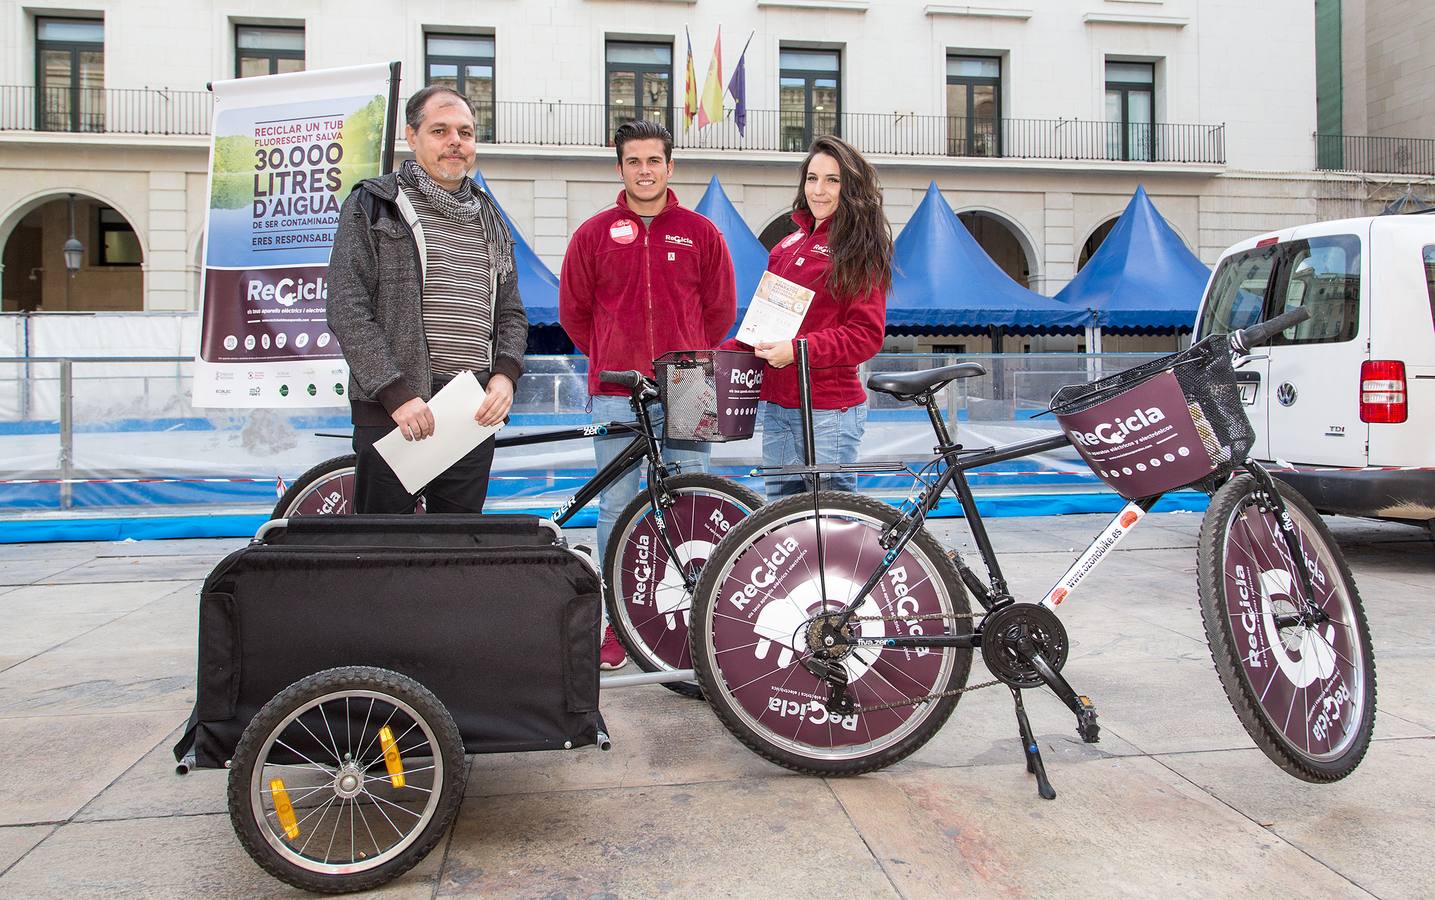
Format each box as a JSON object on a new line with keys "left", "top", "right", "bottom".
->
{"left": 172, "top": 513, "right": 604, "bottom": 771}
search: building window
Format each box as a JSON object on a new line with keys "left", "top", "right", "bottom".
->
{"left": 236, "top": 25, "right": 305, "bottom": 78}
{"left": 779, "top": 48, "right": 840, "bottom": 152}
{"left": 605, "top": 40, "right": 672, "bottom": 138}
{"left": 97, "top": 207, "right": 141, "bottom": 266}
{"left": 36, "top": 17, "right": 104, "bottom": 133}
{"left": 426, "top": 33, "right": 496, "bottom": 143}
{"left": 946, "top": 55, "right": 1001, "bottom": 157}
{"left": 1105, "top": 61, "right": 1154, "bottom": 161}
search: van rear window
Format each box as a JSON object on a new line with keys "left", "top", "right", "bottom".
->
{"left": 1425, "top": 246, "right": 1435, "bottom": 330}
{"left": 1273, "top": 235, "right": 1361, "bottom": 345}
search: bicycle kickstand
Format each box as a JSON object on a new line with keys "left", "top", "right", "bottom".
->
{"left": 1010, "top": 688, "right": 1056, "bottom": 800}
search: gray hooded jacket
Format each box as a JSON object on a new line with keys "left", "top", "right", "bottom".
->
{"left": 326, "top": 171, "right": 528, "bottom": 425}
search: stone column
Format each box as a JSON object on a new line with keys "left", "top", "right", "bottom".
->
{"left": 1037, "top": 191, "right": 1075, "bottom": 296}
{"left": 145, "top": 171, "right": 192, "bottom": 310}
{"left": 531, "top": 179, "right": 569, "bottom": 273}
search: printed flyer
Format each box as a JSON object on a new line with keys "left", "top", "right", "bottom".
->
{"left": 735, "top": 271, "right": 815, "bottom": 345}
{"left": 193, "top": 62, "right": 398, "bottom": 408}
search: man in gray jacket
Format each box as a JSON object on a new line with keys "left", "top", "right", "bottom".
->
{"left": 327, "top": 85, "right": 528, "bottom": 513}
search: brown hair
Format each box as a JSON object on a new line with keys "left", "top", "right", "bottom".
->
{"left": 613, "top": 119, "right": 674, "bottom": 162}
{"left": 792, "top": 135, "right": 893, "bottom": 300}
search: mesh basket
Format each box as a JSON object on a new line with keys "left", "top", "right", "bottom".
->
{"left": 1049, "top": 335, "right": 1251, "bottom": 498}
{"left": 654, "top": 349, "right": 763, "bottom": 443}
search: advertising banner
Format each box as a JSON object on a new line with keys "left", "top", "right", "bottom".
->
{"left": 193, "top": 63, "right": 398, "bottom": 408}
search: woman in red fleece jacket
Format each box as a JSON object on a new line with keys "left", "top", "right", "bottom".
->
{"left": 751, "top": 135, "right": 892, "bottom": 499}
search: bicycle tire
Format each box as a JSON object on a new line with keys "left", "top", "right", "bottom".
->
{"left": 691, "top": 491, "right": 973, "bottom": 775}
{"left": 273, "top": 454, "right": 357, "bottom": 519}
{"left": 227, "top": 666, "right": 466, "bottom": 894}
{"left": 604, "top": 473, "right": 763, "bottom": 699}
{"left": 1197, "top": 474, "right": 1376, "bottom": 782}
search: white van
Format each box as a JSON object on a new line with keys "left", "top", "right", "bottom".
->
{"left": 1193, "top": 214, "right": 1435, "bottom": 533}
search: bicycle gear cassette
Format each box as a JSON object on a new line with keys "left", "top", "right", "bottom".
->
{"left": 980, "top": 602, "right": 1070, "bottom": 688}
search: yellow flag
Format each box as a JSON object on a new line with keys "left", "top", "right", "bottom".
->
{"left": 698, "top": 29, "right": 723, "bottom": 127}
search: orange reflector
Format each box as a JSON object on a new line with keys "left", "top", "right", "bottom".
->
{"left": 270, "top": 778, "right": 300, "bottom": 840}
{"left": 379, "top": 726, "right": 406, "bottom": 788}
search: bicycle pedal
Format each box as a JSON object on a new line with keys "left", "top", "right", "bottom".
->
{"left": 1075, "top": 695, "right": 1100, "bottom": 744}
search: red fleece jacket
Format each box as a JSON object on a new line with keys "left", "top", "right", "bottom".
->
{"left": 560, "top": 190, "right": 737, "bottom": 397}
{"left": 742, "top": 211, "right": 887, "bottom": 410}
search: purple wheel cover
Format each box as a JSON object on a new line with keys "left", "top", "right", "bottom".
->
{"left": 709, "top": 515, "right": 955, "bottom": 750}
{"left": 1222, "top": 502, "right": 1363, "bottom": 758}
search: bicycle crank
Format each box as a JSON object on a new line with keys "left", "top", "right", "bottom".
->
{"left": 980, "top": 602, "right": 1070, "bottom": 689}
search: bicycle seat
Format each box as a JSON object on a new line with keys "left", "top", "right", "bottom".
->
{"left": 867, "top": 363, "right": 987, "bottom": 399}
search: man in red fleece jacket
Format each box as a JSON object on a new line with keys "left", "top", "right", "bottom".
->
{"left": 559, "top": 120, "right": 736, "bottom": 668}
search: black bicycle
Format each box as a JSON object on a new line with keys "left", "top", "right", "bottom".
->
{"left": 689, "top": 309, "right": 1376, "bottom": 797}
{"left": 273, "top": 370, "right": 762, "bottom": 698}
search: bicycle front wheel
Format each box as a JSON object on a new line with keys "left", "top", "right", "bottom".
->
{"left": 1197, "top": 474, "right": 1376, "bottom": 781}
{"left": 605, "top": 473, "right": 763, "bottom": 698}
{"left": 691, "top": 492, "right": 973, "bottom": 775}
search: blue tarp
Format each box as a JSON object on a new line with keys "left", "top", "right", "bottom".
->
{"left": 695, "top": 175, "right": 769, "bottom": 321}
{"left": 472, "top": 167, "right": 563, "bottom": 325}
{"left": 888, "top": 183, "right": 1090, "bottom": 333}
{"left": 1054, "top": 185, "right": 1212, "bottom": 332}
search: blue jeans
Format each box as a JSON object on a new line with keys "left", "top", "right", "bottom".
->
{"left": 591, "top": 394, "right": 709, "bottom": 574}
{"left": 760, "top": 401, "right": 867, "bottom": 500}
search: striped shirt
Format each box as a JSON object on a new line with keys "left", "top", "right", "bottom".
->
{"left": 401, "top": 183, "right": 493, "bottom": 378}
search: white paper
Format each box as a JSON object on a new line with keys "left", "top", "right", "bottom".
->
{"left": 736, "top": 271, "right": 816, "bottom": 345}
{"left": 374, "top": 371, "right": 504, "bottom": 495}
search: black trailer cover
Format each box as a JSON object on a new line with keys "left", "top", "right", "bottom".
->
{"left": 173, "top": 515, "right": 601, "bottom": 768}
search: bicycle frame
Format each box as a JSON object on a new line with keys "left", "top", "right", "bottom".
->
{"left": 824, "top": 382, "right": 1325, "bottom": 644}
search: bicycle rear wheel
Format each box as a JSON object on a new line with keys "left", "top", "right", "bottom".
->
{"left": 274, "top": 454, "right": 357, "bottom": 519}
{"left": 691, "top": 492, "right": 972, "bottom": 775}
{"left": 605, "top": 473, "right": 762, "bottom": 698}
{"left": 1197, "top": 474, "right": 1376, "bottom": 781}
{"left": 274, "top": 453, "right": 425, "bottom": 519}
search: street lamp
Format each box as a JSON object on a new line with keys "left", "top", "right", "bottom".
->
{"left": 63, "top": 194, "right": 84, "bottom": 276}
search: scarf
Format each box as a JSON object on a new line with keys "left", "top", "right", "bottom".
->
{"left": 399, "top": 159, "right": 515, "bottom": 279}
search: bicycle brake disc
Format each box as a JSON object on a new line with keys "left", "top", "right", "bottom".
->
{"left": 981, "top": 602, "right": 1069, "bottom": 689}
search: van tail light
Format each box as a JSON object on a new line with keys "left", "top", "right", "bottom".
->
{"left": 1360, "top": 360, "right": 1407, "bottom": 423}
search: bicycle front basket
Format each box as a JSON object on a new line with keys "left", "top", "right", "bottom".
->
{"left": 654, "top": 349, "right": 762, "bottom": 443}
{"left": 1049, "top": 335, "right": 1252, "bottom": 499}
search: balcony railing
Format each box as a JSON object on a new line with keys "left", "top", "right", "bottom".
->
{"left": 1315, "top": 133, "right": 1435, "bottom": 176}
{"left": 1, "top": 85, "right": 1225, "bottom": 164}
{"left": 0, "top": 85, "right": 212, "bottom": 136}
{"left": 498, "top": 101, "right": 1225, "bottom": 163}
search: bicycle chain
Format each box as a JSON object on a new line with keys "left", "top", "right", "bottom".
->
{"left": 822, "top": 609, "right": 1004, "bottom": 713}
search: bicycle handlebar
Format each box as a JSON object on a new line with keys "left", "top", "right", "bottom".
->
{"left": 598, "top": 370, "right": 644, "bottom": 388}
{"left": 1230, "top": 307, "right": 1310, "bottom": 354}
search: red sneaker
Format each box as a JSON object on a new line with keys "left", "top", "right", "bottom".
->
{"left": 600, "top": 625, "right": 628, "bottom": 670}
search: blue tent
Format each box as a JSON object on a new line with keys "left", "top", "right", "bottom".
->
{"left": 695, "top": 175, "right": 769, "bottom": 318}
{"left": 472, "top": 167, "right": 562, "bottom": 325}
{"left": 1054, "top": 185, "right": 1211, "bottom": 332}
{"left": 887, "top": 182, "right": 1089, "bottom": 333}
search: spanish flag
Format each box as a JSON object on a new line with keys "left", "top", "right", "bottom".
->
{"left": 698, "top": 28, "right": 723, "bottom": 128}
{"left": 683, "top": 27, "right": 698, "bottom": 128}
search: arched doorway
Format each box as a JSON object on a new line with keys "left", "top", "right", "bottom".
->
{"left": 1078, "top": 217, "right": 1119, "bottom": 271}
{"left": 956, "top": 210, "right": 1033, "bottom": 287}
{"left": 758, "top": 213, "right": 799, "bottom": 250}
{"left": 1, "top": 194, "right": 143, "bottom": 312}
